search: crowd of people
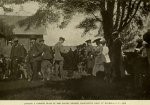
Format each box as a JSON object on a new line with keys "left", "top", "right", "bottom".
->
{"left": 0, "top": 37, "right": 54, "bottom": 81}
{"left": 1, "top": 29, "right": 150, "bottom": 83}
{"left": 0, "top": 35, "right": 112, "bottom": 82}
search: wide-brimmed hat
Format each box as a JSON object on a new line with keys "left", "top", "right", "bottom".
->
{"left": 85, "top": 39, "right": 91, "bottom": 43}
{"left": 142, "top": 41, "right": 148, "bottom": 45}
{"left": 93, "top": 38, "right": 101, "bottom": 43}
{"left": 59, "top": 37, "right": 65, "bottom": 41}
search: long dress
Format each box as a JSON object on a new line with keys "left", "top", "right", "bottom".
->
{"left": 92, "top": 44, "right": 106, "bottom": 76}
{"left": 102, "top": 45, "right": 110, "bottom": 63}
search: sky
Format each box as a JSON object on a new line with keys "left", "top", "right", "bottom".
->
{"left": 0, "top": 1, "right": 98, "bottom": 46}
{"left": 0, "top": 1, "right": 149, "bottom": 46}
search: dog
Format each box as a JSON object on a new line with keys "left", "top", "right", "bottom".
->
{"left": 18, "top": 63, "right": 27, "bottom": 79}
{"left": 77, "top": 62, "right": 86, "bottom": 74}
{"left": 18, "top": 62, "right": 31, "bottom": 80}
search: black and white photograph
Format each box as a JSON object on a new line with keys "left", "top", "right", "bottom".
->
{"left": 0, "top": 0, "right": 150, "bottom": 101}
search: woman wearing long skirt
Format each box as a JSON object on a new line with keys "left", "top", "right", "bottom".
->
{"left": 92, "top": 38, "right": 106, "bottom": 77}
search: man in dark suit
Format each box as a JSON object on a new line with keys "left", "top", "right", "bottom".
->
{"left": 28, "top": 37, "right": 42, "bottom": 80}
{"left": 39, "top": 39, "right": 53, "bottom": 81}
{"left": 10, "top": 38, "right": 27, "bottom": 79}
{"left": 112, "top": 32, "right": 123, "bottom": 80}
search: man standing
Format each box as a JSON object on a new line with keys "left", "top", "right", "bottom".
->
{"left": 112, "top": 32, "right": 123, "bottom": 81}
{"left": 85, "top": 39, "right": 94, "bottom": 75}
{"left": 39, "top": 39, "right": 53, "bottom": 81}
{"left": 10, "top": 38, "right": 27, "bottom": 79}
{"left": 29, "top": 37, "right": 42, "bottom": 81}
{"left": 54, "top": 37, "right": 65, "bottom": 79}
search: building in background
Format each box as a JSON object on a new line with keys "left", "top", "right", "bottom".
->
{"left": 0, "top": 15, "right": 47, "bottom": 51}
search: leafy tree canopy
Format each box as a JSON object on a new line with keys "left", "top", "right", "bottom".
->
{"left": 1, "top": 0, "right": 150, "bottom": 42}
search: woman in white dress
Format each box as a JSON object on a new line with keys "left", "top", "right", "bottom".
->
{"left": 101, "top": 40, "right": 110, "bottom": 63}
{"left": 101, "top": 40, "right": 112, "bottom": 82}
{"left": 92, "top": 38, "right": 106, "bottom": 77}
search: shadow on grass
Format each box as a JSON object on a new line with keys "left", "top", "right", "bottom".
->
{"left": 0, "top": 75, "right": 150, "bottom": 100}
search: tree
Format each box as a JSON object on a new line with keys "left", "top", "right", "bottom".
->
{"left": 2, "top": 0, "right": 150, "bottom": 78}
{"left": 60, "top": 0, "right": 150, "bottom": 78}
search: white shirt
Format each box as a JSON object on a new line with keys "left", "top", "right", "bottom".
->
{"left": 102, "top": 45, "right": 111, "bottom": 63}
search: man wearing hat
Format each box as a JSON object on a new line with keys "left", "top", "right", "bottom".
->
{"left": 54, "top": 37, "right": 65, "bottom": 79}
{"left": 85, "top": 39, "right": 94, "bottom": 75}
{"left": 111, "top": 32, "right": 123, "bottom": 80}
{"left": 92, "top": 38, "right": 106, "bottom": 77}
{"left": 39, "top": 39, "right": 53, "bottom": 81}
{"left": 28, "top": 37, "right": 43, "bottom": 81}
{"left": 10, "top": 38, "right": 27, "bottom": 79}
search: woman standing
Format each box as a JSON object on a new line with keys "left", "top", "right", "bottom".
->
{"left": 92, "top": 38, "right": 106, "bottom": 77}
{"left": 101, "top": 39, "right": 110, "bottom": 63}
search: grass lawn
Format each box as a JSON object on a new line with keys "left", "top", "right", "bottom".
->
{"left": 0, "top": 74, "right": 150, "bottom": 100}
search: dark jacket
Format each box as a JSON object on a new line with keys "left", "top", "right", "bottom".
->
{"left": 41, "top": 44, "right": 53, "bottom": 60}
{"left": 29, "top": 42, "right": 43, "bottom": 62}
{"left": 10, "top": 44, "right": 27, "bottom": 60}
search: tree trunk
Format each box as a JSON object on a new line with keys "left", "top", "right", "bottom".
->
{"left": 101, "top": 12, "right": 122, "bottom": 80}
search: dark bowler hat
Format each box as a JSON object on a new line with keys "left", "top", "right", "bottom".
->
{"left": 85, "top": 39, "right": 91, "bottom": 43}
{"left": 93, "top": 38, "right": 101, "bottom": 43}
{"left": 39, "top": 38, "right": 44, "bottom": 42}
{"left": 59, "top": 37, "right": 65, "bottom": 41}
